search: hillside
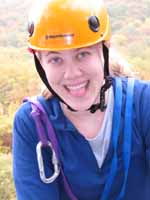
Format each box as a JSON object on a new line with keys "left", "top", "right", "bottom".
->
{"left": 0, "top": 2, "right": 150, "bottom": 200}
{"left": 0, "top": 0, "right": 150, "bottom": 200}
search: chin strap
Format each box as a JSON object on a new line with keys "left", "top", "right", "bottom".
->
{"left": 33, "top": 43, "right": 111, "bottom": 114}
{"left": 89, "top": 76, "right": 112, "bottom": 113}
{"left": 89, "top": 43, "right": 112, "bottom": 113}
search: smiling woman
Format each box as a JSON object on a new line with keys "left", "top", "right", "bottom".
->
{"left": 13, "top": 0, "right": 150, "bottom": 200}
{"left": 37, "top": 43, "right": 104, "bottom": 111}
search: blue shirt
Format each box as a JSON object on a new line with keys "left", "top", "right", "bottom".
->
{"left": 13, "top": 78, "right": 150, "bottom": 200}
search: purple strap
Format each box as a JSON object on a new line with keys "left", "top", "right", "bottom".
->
{"left": 25, "top": 98, "right": 78, "bottom": 200}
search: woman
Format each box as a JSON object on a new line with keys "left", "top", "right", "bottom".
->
{"left": 13, "top": 0, "right": 150, "bottom": 200}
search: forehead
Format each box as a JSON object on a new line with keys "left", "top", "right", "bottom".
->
{"left": 38, "top": 43, "right": 101, "bottom": 57}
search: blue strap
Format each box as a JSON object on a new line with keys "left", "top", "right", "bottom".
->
{"left": 117, "top": 78, "right": 135, "bottom": 200}
{"left": 101, "top": 78, "right": 135, "bottom": 200}
{"left": 101, "top": 78, "right": 123, "bottom": 200}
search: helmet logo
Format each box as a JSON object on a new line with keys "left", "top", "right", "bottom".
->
{"left": 28, "top": 22, "right": 34, "bottom": 37}
{"left": 45, "top": 33, "right": 74, "bottom": 40}
{"left": 88, "top": 16, "right": 100, "bottom": 32}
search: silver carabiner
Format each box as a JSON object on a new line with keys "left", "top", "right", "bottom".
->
{"left": 36, "top": 141, "right": 60, "bottom": 184}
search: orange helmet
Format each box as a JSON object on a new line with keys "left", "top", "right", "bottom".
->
{"left": 28, "top": 0, "right": 112, "bottom": 113}
{"left": 28, "top": 0, "right": 111, "bottom": 51}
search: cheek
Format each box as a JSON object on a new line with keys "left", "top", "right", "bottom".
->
{"left": 40, "top": 60, "right": 61, "bottom": 86}
{"left": 88, "top": 58, "right": 104, "bottom": 78}
{"left": 44, "top": 67, "right": 62, "bottom": 86}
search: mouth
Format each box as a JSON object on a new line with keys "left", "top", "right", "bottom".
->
{"left": 64, "top": 81, "right": 89, "bottom": 97}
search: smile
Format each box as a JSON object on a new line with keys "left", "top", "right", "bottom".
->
{"left": 64, "top": 81, "right": 89, "bottom": 97}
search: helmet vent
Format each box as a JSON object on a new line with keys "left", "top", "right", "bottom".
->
{"left": 88, "top": 16, "right": 100, "bottom": 32}
{"left": 28, "top": 22, "right": 34, "bottom": 37}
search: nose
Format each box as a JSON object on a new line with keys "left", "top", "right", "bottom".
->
{"left": 63, "top": 62, "right": 83, "bottom": 80}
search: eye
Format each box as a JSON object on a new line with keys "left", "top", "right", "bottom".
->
{"left": 76, "top": 51, "right": 90, "bottom": 60}
{"left": 48, "top": 57, "right": 63, "bottom": 65}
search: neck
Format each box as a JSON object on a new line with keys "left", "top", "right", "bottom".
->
{"left": 60, "top": 95, "right": 108, "bottom": 139}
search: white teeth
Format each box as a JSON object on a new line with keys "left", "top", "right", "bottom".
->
{"left": 66, "top": 82, "right": 88, "bottom": 90}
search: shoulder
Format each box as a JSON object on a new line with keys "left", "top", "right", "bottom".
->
{"left": 14, "top": 96, "right": 61, "bottom": 121}
{"left": 14, "top": 98, "right": 33, "bottom": 127}
{"left": 121, "top": 78, "right": 150, "bottom": 116}
{"left": 13, "top": 98, "right": 37, "bottom": 144}
{"left": 128, "top": 79, "right": 150, "bottom": 117}
{"left": 13, "top": 96, "right": 63, "bottom": 137}
{"left": 123, "top": 78, "right": 150, "bottom": 139}
{"left": 133, "top": 79, "right": 150, "bottom": 104}
{"left": 133, "top": 80, "right": 150, "bottom": 136}
{"left": 112, "top": 77, "right": 150, "bottom": 135}
{"left": 113, "top": 77, "right": 150, "bottom": 104}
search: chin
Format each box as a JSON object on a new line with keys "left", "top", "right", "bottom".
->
{"left": 65, "top": 98, "right": 95, "bottom": 112}
{"left": 70, "top": 105, "right": 90, "bottom": 112}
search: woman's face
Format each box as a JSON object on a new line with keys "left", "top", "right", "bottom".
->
{"left": 38, "top": 43, "right": 104, "bottom": 111}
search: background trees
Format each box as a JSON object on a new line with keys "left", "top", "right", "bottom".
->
{"left": 0, "top": 0, "right": 149, "bottom": 199}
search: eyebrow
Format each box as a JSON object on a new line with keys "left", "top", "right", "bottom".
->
{"left": 75, "top": 47, "right": 90, "bottom": 51}
{"left": 45, "top": 51, "right": 60, "bottom": 56}
{"left": 45, "top": 47, "right": 91, "bottom": 57}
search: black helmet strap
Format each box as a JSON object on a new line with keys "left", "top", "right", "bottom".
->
{"left": 89, "top": 43, "right": 112, "bottom": 113}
